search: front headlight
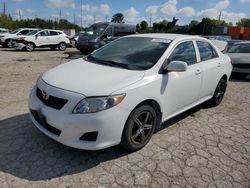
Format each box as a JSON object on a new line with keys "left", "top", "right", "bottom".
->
{"left": 73, "top": 94, "right": 126, "bottom": 114}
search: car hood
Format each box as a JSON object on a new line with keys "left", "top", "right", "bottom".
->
{"left": 42, "top": 59, "right": 145, "bottom": 96}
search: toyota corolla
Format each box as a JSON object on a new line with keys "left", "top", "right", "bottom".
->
{"left": 29, "top": 34, "right": 232, "bottom": 151}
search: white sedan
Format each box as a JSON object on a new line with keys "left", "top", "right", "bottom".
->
{"left": 29, "top": 34, "right": 232, "bottom": 151}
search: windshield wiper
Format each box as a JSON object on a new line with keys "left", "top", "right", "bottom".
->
{"left": 101, "top": 60, "right": 131, "bottom": 70}
{"left": 87, "top": 55, "right": 131, "bottom": 69}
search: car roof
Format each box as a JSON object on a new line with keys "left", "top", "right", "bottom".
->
{"left": 126, "top": 33, "right": 205, "bottom": 41}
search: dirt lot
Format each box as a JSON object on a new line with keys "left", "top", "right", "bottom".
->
{"left": 0, "top": 47, "right": 250, "bottom": 188}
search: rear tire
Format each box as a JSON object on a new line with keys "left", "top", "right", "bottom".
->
{"left": 25, "top": 42, "right": 35, "bottom": 52}
{"left": 121, "top": 105, "right": 157, "bottom": 152}
{"left": 58, "top": 42, "right": 67, "bottom": 51}
{"left": 210, "top": 78, "right": 227, "bottom": 107}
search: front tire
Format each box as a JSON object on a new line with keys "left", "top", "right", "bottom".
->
{"left": 58, "top": 42, "right": 67, "bottom": 51}
{"left": 121, "top": 105, "right": 157, "bottom": 152}
{"left": 6, "top": 40, "right": 12, "bottom": 48}
{"left": 25, "top": 42, "right": 35, "bottom": 52}
{"left": 210, "top": 78, "right": 227, "bottom": 106}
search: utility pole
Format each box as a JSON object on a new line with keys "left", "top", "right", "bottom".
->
{"left": 94, "top": 15, "right": 96, "bottom": 24}
{"left": 218, "top": 11, "right": 222, "bottom": 21}
{"left": 73, "top": 13, "right": 76, "bottom": 25}
{"left": 19, "top": 10, "right": 22, "bottom": 20}
{"left": 59, "top": 9, "right": 61, "bottom": 22}
{"left": 105, "top": 15, "right": 108, "bottom": 22}
{"left": 3, "top": 1, "right": 7, "bottom": 15}
{"left": 80, "top": 0, "right": 83, "bottom": 29}
{"left": 149, "top": 13, "right": 152, "bottom": 28}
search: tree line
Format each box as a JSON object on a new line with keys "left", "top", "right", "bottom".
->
{"left": 1, "top": 12, "right": 250, "bottom": 35}
{"left": 0, "top": 13, "right": 81, "bottom": 31}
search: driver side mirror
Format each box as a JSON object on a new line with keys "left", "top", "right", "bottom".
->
{"left": 162, "top": 60, "right": 188, "bottom": 73}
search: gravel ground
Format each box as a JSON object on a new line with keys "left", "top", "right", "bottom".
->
{"left": 0, "top": 47, "right": 250, "bottom": 188}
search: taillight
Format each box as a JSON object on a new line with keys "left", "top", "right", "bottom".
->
{"left": 65, "top": 35, "right": 70, "bottom": 39}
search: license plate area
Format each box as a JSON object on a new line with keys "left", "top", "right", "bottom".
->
{"left": 30, "top": 110, "right": 61, "bottom": 136}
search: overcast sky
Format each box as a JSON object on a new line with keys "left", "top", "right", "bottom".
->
{"left": 1, "top": 0, "right": 250, "bottom": 26}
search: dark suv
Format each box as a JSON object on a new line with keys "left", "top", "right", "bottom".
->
{"left": 76, "top": 22, "right": 136, "bottom": 53}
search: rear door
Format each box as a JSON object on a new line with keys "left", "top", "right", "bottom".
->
{"left": 195, "top": 40, "right": 222, "bottom": 99}
{"left": 48, "top": 31, "right": 60, "bottom": 45}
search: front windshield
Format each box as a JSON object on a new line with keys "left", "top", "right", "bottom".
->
{"left": 87, "top": 37, "right": 171, "bottom": 70}
{"left": 10, "top": 29, "right": 20, "bottom": 34}
{"left": 228, "top": 43, "right": 250, "bottom": 53}
{"left": 27, "top": 30, "right": 40, "bottom": 36}
{"left": 85, "top": 24, "right": 108, "bottom": 37}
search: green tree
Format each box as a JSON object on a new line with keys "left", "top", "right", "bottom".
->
{"left": 236, "top": 18, "right": 250, "bottom": 27}
{"left": 189, "top": 20, "right": 199, "bottom": 28}
{"left": 111, "top": 13, "right": 124, "bottom": 23}
{"left": 140, "top": 20, "right": 148, "bottom": 33}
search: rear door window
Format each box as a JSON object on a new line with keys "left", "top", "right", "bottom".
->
{"left": 49, "top": 31, "right": 59, "bottom": 36}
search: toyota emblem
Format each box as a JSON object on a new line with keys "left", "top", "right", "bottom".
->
{"left": 42, "top": 90, "right": 49, "bottom": 100}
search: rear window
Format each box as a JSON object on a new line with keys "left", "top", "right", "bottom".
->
{"left": 197, "top": 41, "right": 218, "bottom": 61}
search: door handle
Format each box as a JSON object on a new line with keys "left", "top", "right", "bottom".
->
{"left": 195, "top": 69, "right": 201, "bottom": 75}
{"left": 217, "top": 63, "right": 222, "bottom": 67}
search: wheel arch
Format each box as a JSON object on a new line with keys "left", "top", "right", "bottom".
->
{"left": 130, "top": 99, "right": 163, "bottom": 131}
{"left": 221, "top": 74, "right": 228, "bottom": 81}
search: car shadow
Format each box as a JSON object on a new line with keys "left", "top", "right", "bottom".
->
{"left": 64, "top": 50, "right": 88, "bottom": 59}
{"left": 0, "top": 102, "right": 211, "bottom": 181}
{"left": 0, "top": 113, "right": 128, "bottom": 181}
{"left": 158, "top": 102, "right": 211, "bottom": 132}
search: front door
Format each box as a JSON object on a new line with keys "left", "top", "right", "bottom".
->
{"left": 162, "top": 41, "right": 202, "bottom": 117}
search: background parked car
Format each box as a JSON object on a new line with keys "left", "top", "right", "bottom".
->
{"left": 13, "top": 29, "right": 70, "bottom": 52}
{"left": 0, "top": 28, "right": 38, "bottom": 48}
{"left": 76, "top": 22, "right": 136, "bottom": 53}
{"left": 204, "top": 35, "right": 232, "bottom": 42}
{"left": 227, "top": 41, "right": 250, "bottom": 78}
{"left": 69, "top": 32, "right": 85, "bottom": 47}
{"left": 0, "top": 28, "right": 8, "bottom": 34}
{"left": 226, "top": 40, "right": 244, "bottom": 51}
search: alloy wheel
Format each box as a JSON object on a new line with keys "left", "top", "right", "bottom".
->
{"left": 130, "top": 111, "right": 154, "bottom": 145}
{"left": 215, "top": 80, "right": 226, "bottom": 104}
{"left": 26, "top": 43, "right": 34, "bottom": 52}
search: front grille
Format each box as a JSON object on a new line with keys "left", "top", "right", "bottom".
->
{"left": 36, "top": 87, "right": 68, "bottom": 110}
{"left": 31, "top": 110, "right": 61, "bottom": 136}
{"left": 233, "top": 64, "right": 250, "bottom": 69}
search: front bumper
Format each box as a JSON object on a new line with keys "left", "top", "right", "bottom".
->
{"left": 75, "top": 42, "right": 98, "bottom": 52}
{"left": 29, "top": 79, "right": 131, "bottom": 150}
